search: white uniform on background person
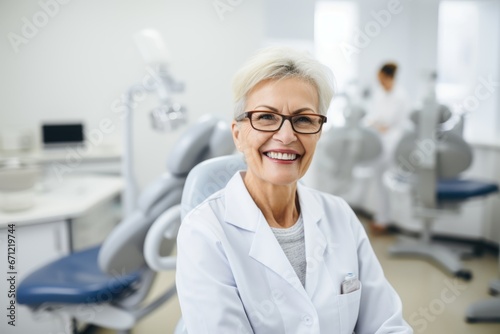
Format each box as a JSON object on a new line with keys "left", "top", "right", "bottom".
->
{"left": 364, "top": 63, "right": 410, "bottom": 229}
{"left": 176, "top": 171, "right": 412, "bottom": 334}
{"left": 366, "top": 86, "right": 410, "bottom": 164}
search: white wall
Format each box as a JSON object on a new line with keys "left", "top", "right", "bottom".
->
{"left": 262, "top": 0, "right": 315, "bottom": 53}
{"left": 0, "top": 0, "right": 265, "bottom": 188}
{"left": 265, "top": 0, "right": 315, "bottom": 41}
{"left": 463, "top": 0, "right": 500, "bottom": 143}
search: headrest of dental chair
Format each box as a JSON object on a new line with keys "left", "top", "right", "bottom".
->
{"left": 167, "top": 115, "right": 234, "bottom": 176}
{"left": 343, "top": 105, "right": 366, "bottom": 127}
{"left": 319, "top": 126, "right": 383, "bottom": 165}
{"left": 181, "top": 154, "right": 246, "bottom": 219}
{"left": 395, "top": 125, "right": 473, "bottom": 179}
{"left": 410, "top": 104, "right": 452, "bottom": 125}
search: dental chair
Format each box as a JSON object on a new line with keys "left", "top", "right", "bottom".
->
{"left": 388, "top": 91, "right": 499, "bottom": 280}
{"left": 144, "top": 154, "right": 246, "bottom": 334}
{"left": 315, "top": 101, "right": 382, "bottom": 195}
{"left": 16, "top": 115, "right": 235, "bottom": 333}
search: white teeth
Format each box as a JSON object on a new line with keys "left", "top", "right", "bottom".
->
{"left": 266, "top": 152, "right": 297, "bottom": 160}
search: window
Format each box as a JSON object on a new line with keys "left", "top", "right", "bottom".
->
{"left": 437, "top": 1, "right": 479, "bottom": 105}
{"left": 315, "top": 1, "right": 359, "bottom": 128}
{"left": 437, "top": 1, "right": 499, "bottom": 142}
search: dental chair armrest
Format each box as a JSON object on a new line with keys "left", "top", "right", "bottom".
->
{"left": 144, "top": 204, "right": 181, "bottom": 271}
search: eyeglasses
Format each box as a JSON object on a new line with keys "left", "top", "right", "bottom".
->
{"left": 236, "top": 111, "right": 327, "bottom": 134}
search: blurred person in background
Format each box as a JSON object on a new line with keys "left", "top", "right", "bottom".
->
{"left": 364, "top": 62, "right": 410, "bottom": 233}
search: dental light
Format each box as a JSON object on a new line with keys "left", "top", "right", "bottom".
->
{"left": 122, "top": 29, "right": 187, "bottom": 217}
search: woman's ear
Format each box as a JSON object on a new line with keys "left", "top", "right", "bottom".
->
{"left": 231, "top": 120, "right": 241, "bottom": 151}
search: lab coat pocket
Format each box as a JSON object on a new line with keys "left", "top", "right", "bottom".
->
{"left": 338, "top": 284, "right": 362, "bottom": 334}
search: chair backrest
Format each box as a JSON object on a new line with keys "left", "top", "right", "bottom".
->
{"left": 168, "top": 115, "right": 235, "bottom": 177}
{"left": 180, "top": 154, "right": 246, "bottom": 220}
{"left": 314, "top": 121, "right": 382, "bottom": 195}
{"left": 395, "top": 132, "right": 472, "bottom": 179}
{"left": 318, "top": 127, "right": 382, "bottom": 169}
{"left": 315, "top": 97, "right": 382, "bottom": 183}
{"left": 98, "top": 116, "right": 234, "bottom": 274}
{"left": 394, "top": 95, "right": 473, "bottom": 208}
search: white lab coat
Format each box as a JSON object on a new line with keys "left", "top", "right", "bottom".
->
{"left": 176, "top": 171, "right": 413, "bottom": 334}
{"left": 365, "top": 86, "right": 410, "bottom": 164}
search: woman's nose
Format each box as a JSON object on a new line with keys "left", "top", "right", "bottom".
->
{"left": 273, "top": 119, "right": 297, "bottom": 144}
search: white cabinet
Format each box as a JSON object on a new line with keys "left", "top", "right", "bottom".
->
{"left": 0, "top": 221, "right": 71, "bottom": 334}
{"left": 0, "top": 175, "right": 122, "bottom": 333}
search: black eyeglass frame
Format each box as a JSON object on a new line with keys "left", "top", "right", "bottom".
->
{"left": 236, "top": 111, "right": 328, "bottom": 134}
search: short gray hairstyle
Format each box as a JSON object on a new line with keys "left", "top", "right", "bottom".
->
{"left": 232, "top": 46, "right": 335, "bottom": 119}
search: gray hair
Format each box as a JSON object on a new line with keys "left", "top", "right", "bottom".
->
{"left": 232, "top": 46, "right": 335, "bottom": 119}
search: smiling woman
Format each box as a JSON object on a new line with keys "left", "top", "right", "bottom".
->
{"left": 176, "top": 47, "right": 413, "bottom": 334}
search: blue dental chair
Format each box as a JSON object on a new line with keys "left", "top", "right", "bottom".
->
{"left": 388, "top": 91, "right": 499, "bottom": 280}
{"left": 144, "top": 154, "right": 247, "bottom": 334}
{"left": 16, "top": 115, "right": 235, "bottom": 333}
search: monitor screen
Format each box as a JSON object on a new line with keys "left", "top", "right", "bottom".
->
{"left": 42, "top": 123, "right": 84, "bottom": 144}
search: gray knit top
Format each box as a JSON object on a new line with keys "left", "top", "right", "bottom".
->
{"left": 270, "top": 215, "right": 306, "bottom": 287}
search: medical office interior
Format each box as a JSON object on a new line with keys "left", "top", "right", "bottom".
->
{"left": 0, "top": 0, "right": 500, "bottom": 333}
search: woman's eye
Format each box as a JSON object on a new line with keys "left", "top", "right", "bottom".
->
{"left": 295, "top": 116, "right": 313, "bottom": 124}
{"left": 257, "top": 113, "right": 278, "bottom": 121}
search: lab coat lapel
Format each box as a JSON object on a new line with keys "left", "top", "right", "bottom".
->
{"left": 298, "top": 183, "right": 330, "bottom": 299}
{"left": 248, "top": 214, "right": 310, "bottom": 299}
{"left": 224, "top": 171, "right": 262, "bottom": 232}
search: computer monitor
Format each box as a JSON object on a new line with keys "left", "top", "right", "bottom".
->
{"left": 42, "top": 123, "right": 85, "bottom": 148}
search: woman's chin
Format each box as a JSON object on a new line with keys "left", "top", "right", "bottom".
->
{"left": 264, "top": 172, "right": 301, "bottom": 186}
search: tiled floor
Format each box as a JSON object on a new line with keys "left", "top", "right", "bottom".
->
{"left": 369, "top": 226, "right": 500, "bottom": 334}
{"left": 97, "top": 218, "right": 500, "bottom": 334}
